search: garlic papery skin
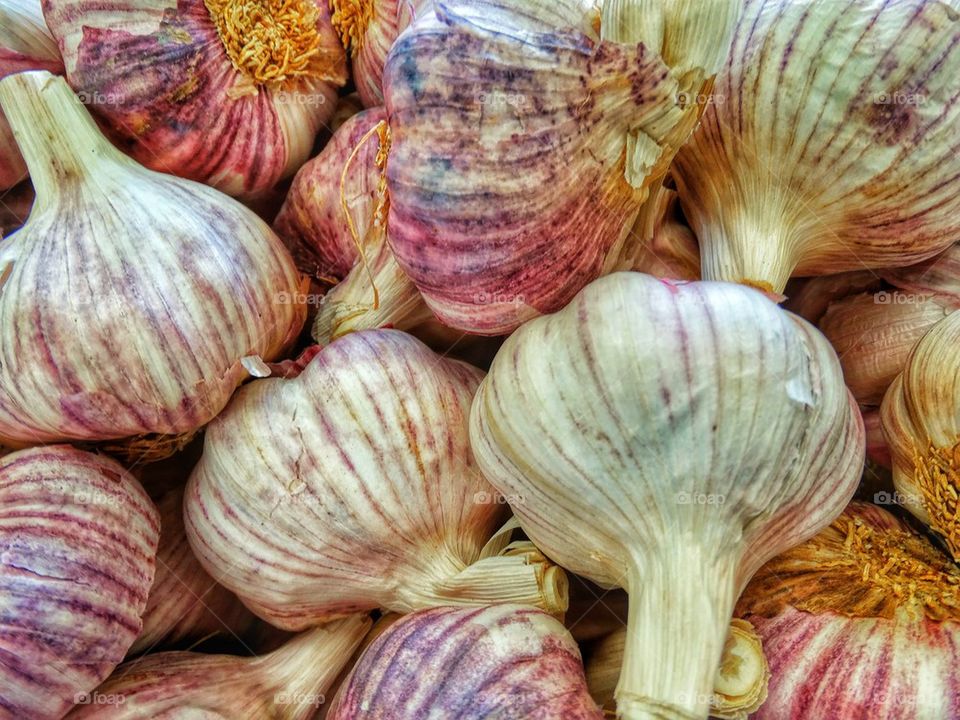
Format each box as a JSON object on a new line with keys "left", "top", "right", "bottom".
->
{"left": 0, "top": 71, "right": 306, "bottom": 447}
{"left": 0, "top": 180, "right": 34, "bottom": 237}
{"left": 630, "top": 185, "right": 701, "bottom": 281}
{"left": 784, "top": 271, "right": 883, "bottom": 325}
{"left": 863, "top": 407, "right": 892, "bottom": 471}
{"left": 585, "top": 620, "right": 769, "bottom": 720}
{"left": 0, "top": 445, "right": 160, "bottom": 720}
{"left": 42, "top": 0, "right": 347, "bottom": 198}
{"left": 382, "top": 0, "right": 742, "bottom": 334}
{"left": 0, "top": 0, "right": 63, "bottom": 190}
{"left": 820, "top": 291, "right": 952, "bottom": 407}
{"left": 470, "top": 272, "right": 864, "bottom": 720}
{"left": 185, "top": 329, "right": 567, "bottom": 631}
{"left": 673, "top": 0, "right": 960, "bottom": 295}
{"left": 881, "top": 309, "right": 960, "bottom": 561}
{"left": 735, "top": 501, "right": 960, "bottom": 720}
{"left": 128, "top": 485, "right": 256, "bottom": 656}
{"left": 328, "top": 604, "right": 604, "bottom": 720}
{"left": 65, "top": 615, "right": 370, "bottom": 719}
{"left": 331, "top": 0, "right": 423, "bottom": 108}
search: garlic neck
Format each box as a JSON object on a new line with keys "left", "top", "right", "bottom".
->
{"left": 617, "top": 547, "right": 739, "bottom": 720}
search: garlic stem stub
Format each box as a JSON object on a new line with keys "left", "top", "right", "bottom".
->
{"left": 185, "top": 329, "right": 567, "bottom": 630}
{"left": 66, "top": 615, "right": 371, "bottom": 719}
{"left": 382, "top": 0, "right": 742, "bottom": 334}
{"left": 881, "top": 309, "right": 960, "bottom": 561}
{"left": 0, "top": 71, "right": 306, "bottom": 447}
{"left": 42, "top": 0, "right": 348, "bottom": 197}
{"left": 673, "top": 0, "right": 960, "bottom": 295}
{"left": 736, "top": 501, "right": 960, "bottom": 719}
{"left": 470, "top": 272, "right": 864, "bottom": 720}
{"left": 327, "top": 605, "right": 604, "bottom": 719}
{"left": 0, "top": 446, "right": 160, "bottom": 720}
{"left": 0, "top": 0, "right": 64, "bottom": 190}
{"left": 585, "top": 619, "right": 769, "bottom": 720}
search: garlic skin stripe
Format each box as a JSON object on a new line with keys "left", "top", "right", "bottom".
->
{"left": 327, "top": 605, "right": 604, "bottom": 719}
{"left": 0, "top": 446, "right": 159, "bottom": 720}
{"left": 882, "top": 309, "right": 960, "bottom": 561}
{"left": 0, "top": 0, "right": 63, "bottom": 191}
{"left": 736, "top": 501, "right": 960, "bottom": 719}
{"left": 382, "top": 0, "right": 742, "bottom": 334}
{"left": 65, "top": 616, "right": 371, "bottom": 719}
{"left": 674, "top": 0, "right": 960, "bottom": 295}
{"left": 42, "top": 0, "right": 347, "bottom": 197}
{"left": 0, "top": 71, "right": 306, "bottom": 447}
{"left": 470, "top": 272, "right": 864, "bottom": 720}
{"left": 185, "top": 330, "right": 567, "bottom": 631}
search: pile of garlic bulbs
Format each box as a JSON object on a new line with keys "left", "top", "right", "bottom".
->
{"left": 1, "top": 0, "right": 959, "bottom": 718}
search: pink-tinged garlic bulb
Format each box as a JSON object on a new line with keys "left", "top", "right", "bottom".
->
{"left": 0, "top": 0, "right": 63, "bottom": 190}
{"left": 470, "top": 272, "right": 864, "bottom": 720}
{"left": 66, "top": 616, "right": 370, "bottom": 719}
{"left": 863, "top": 408, "right": 892, "bottom": 471}
{"left": 42, "top": 0, "right": 347, "bottom": 198}
{"left": 674, "top": 0, "right": 960, "bottom": 295}
{"left": 784, "top": 271, "right": 883, "bottom": 325}
{"left": 0, "top": 446, "right": 159, "bottom": 720}
{"left": 328, "top": 605, "right": 603, "bottom": 720}
{"left": 331, "top": 0, "right": 423, "bottom": 107}
{"left": 382, "top": 0, "right": 742, "bottom": 334}
{"left": 630, "top": 185, "right": 701, "bottom": 281}
{"left": 736, "top": 501, "right": 960, "bottom": 720}
{"left": 585, "top": 620, "right": 770, "bottom": 720}
{"left": 882, "top": 309, "right": 960, "bottom": 561}
{"left": 185, "top": 330, "right": 567, "bottom": 630}
{"left": 0, "top": 71, "right": 305, "bottom": 448}
{"left": 129, "top": 485, "right": 256, "bottom": 656}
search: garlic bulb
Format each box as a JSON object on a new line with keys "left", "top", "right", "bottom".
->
{"left": 470, "top": 272, "right": 864, "bottom": 720}
{"left": 382, "top": 0, "right": 742, "bottom": 334}
{"left": 585, "top": 620, "right": 770, "bottom": 720}
{"left": 0, "top": 0, "right": 63, "bottom": 190}
{"left": 129, "top": 485, "right": 256, "bottom": 655}
{"left": 0, "top": 71, "right": 306, "bottom": 447}
{"left": 736, "top": 501, "right": 960, "bottom": 719}
{"left": 882, "top": 309, "right": 960, "bottom": 560}
{"left": 185, "top": 329, "right": 567, "bottom": 630}
{"left": 327, "top": 605, "right": 604, "bottom": 719}
{"left": 630, "top": 185, "right": 701, "bottom": 281}
{"left": 784, "top": 271, "right": 883, "bottom": 325}
{"left": 43, "top": 0, "right": 347, "bottom": 197}
{"left": 0, "top": 445, "right": 159, "bottom": 720}
{"left": 673, "top": 0, "right": 960, "bottom": 295}
{"left": 863, "top": 408, "right": 892, "bottom": 471}
{"left": 66, "top": 616, "right": 370, "bottom": 719}
{"left": 331, "top": 0, "right": 423, "bottom": 107}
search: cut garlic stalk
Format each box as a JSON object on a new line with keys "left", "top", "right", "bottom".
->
{"left": 0, "top": 71, "right": 306, "bottom": 448}
{"left": 737, "top": 501, "right": 960, "bottom": 719}
{"left": 0, "top": 446, "right": 159, "bottom": 720}
{"left": 881, "top": 309, "right": 960, "bottom": 561}
{"left": 185, "top": 330, "right": 567, "bottom": 630}
{"left": 382, "top": 0, "right": 741, "bottom": 334}
{"left": 42, "top": 0, "right": 347, "bottom": 196}
{"left": 328, "top": 605, "right": 604, "bottom": 719}
{"left": 585, "top": 620, "right": 769, "bottom": 720}
{"left": 674, "top": 0, "right": 960, "bottom": 294}
{"left": 470, "top": 272, "right": 864, "bottom": 720}
{"left": 66, "top": 616, "right": 370, "bottom": 719}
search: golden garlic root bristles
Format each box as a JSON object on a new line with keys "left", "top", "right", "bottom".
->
{"left": 912, "top": 441, "right": 960, "bottom": 561}
{"left": 331, "top": 0, "right": 374, "bottom": 56}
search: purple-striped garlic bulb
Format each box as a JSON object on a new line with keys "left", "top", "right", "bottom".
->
{"left": 585, "top": 620, "right": 770, "bottom": 720}
{"left": 0, "top": 445, "right": 159, "bottom": 720}
{"left": 66, "top": 616, "right": 370, "bottom": 719}
{"left": 736, "top": 501, "right": 960, "bottom": 720}
{"left": 381, "top": 0, "right": 742, "bottom": 334}
{"left": 0, "top": 0, "right": 63, "bottom": 190}
{"left": 470, "top": 272, "right": 865, "bottom": 720}
{"left": 674, "top": 0, "right": 960, "bottom": 296}
{"left": 327, "top": 605, "right": 603, "bottom": 720}
{"left": 185, "top": 330, "right": 567, "bottom": 631}
{"left": 0, "top": 71, "right": 305, "bottom": 449}
{"left": 129, "top": 485, "right": 256, "bottom": 656}
{"left": 331, "top": 0, "right": 425, "bottom": 108}
{"left": 42, "top": 0, "right": 347, "bottom": 198}
{"left": 882, "top": 309, "right": 960, "bottom": 561}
